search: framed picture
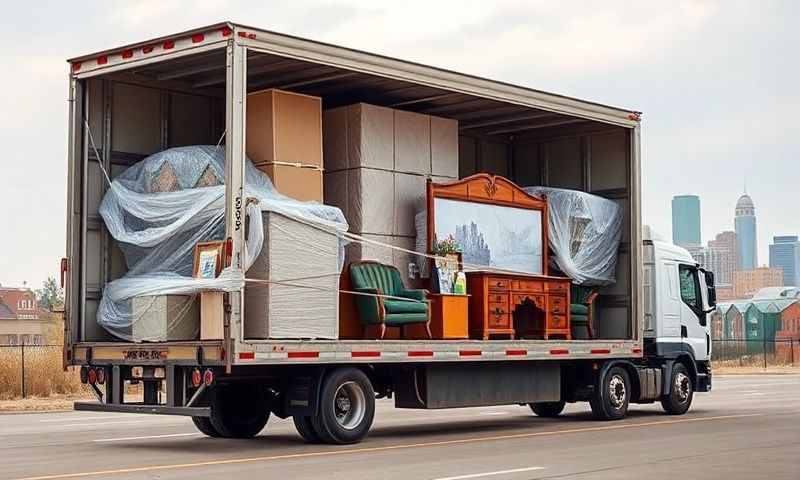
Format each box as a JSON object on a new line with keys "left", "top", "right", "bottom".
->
{"left": 193, "top": 241, "right": 225, "bottom": 279}
{"left": 427, "top": 174, "right": 548, "bottom": 275}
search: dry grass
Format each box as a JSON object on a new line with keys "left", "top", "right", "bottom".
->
{"left": 0, "top": 319, "right": 84, "bottom": 401}
{"left": 0, "top": 346, "right": 84, "bottom": 400}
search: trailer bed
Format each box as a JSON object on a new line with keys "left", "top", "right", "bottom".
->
{"left": 72, "top": 338, "right": 642, "bottom": 366}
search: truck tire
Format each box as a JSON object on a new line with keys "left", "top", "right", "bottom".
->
{"left": 529, "top": 401, "right": 566, "bottom": 417}
{"left": 661, "top": 363, "right": 693, "bottom": 415}
{"left": 311, "top": 367, "right": 375, "bottom": 444}
{"left": 192, "top": 416, "right": 222, "bottom": 437}
{"left": 209, "top": 383, "right": 270, "bottom": 438}
{"left": 293, "top": 415, "right": 322, "bottom": 443}
{"left": 590, "top": 366, "right": 630, "bottom": 421}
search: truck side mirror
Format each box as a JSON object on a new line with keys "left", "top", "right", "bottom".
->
{"left": 704, "top": 270, "right": 716, "bottom": 307}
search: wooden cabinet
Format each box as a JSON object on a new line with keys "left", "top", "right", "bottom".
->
{"left": 467, "top": 271, "right": 571, "bottom": 340}
{"left": 406, "top": 293, "right": 469, "bottom": 339}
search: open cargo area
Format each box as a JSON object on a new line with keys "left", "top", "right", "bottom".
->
{"left": 65, "top": 23, "right": 642, "bottom": 367}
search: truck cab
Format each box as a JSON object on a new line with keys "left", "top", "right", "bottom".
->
{"left": 643, "top": 238, "right": 714, "bottom": 402}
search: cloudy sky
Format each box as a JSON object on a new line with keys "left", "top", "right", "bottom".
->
{"left": 1, "top": 1, "right": 797, "bottom": 289}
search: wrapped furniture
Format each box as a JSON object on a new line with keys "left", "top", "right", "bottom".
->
{"left": 244, "top": 211, "right": 341, "bottom": 339}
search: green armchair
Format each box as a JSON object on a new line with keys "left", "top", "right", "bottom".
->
{"left": 571, "top": 285, "right": 599, "bottom": 339}
{"left": 349, "top": 261, "right": 431, "bottom": 339}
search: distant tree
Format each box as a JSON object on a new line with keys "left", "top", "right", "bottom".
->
{"left": 35, "top": 277, "right": 64, "bottom": 312}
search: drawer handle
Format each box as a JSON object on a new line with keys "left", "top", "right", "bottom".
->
{"left": 495, "top": 282, "right": 503, "bottom": 287}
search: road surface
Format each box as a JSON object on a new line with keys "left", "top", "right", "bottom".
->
{"left": 1, "top": 375, "right": 798, "bottom": 480}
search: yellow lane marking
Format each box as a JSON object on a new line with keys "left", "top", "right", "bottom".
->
{"left": 14, "top": 413, "right": 762, "bottom": 480}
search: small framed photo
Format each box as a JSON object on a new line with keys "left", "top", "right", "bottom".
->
{"left": 193, "top": 241, "right": 225, "bottom": 279}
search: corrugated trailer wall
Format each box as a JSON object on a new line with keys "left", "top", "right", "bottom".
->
{"left": 78, "top": 77, "right": 224, "bottom": 341}
{"left": 459, "top": 126, "right": 633, "bottom": 339}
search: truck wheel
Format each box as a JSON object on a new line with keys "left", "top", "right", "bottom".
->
{"left": 293, "top": 415, "right": 322, "bottom": 443}
{"left": 209, "top": 383, "right": 270, "bottom": 438}
{"left": 192, "top": 416, "right": 222, "bottom": 437}
{"left": 661, "top": 363, "right": 693, "bottom": 415}
{"left": 590, "top": 366, "right": 630, "bottom": 421}
{"left": 529, "top": 401, "right": 566, "bottom": 417}
{"left": 311, "top": 368, "right": 375, "bottom": 444}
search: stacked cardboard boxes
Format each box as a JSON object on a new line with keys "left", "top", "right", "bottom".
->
{"left": 246, "top": 89, "right": 323, "bottom": 202}
{"left": 323, "top": 103, "right": 459, "bottom": 285}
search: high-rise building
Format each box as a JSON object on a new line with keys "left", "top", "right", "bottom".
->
{"left": 734, "top": 193, "right": 757, "bottom": 270}
{"left": 672, "top": 195, "right": 701, "bottom": 246}
{"left": 708, "top": 231, "right": 736, "bottom": 285}
{"left": 769, "top": 235, "right": 800, "bottom": 287}
{"left": 733, "top": 267, "right": 783, "bottom": 298}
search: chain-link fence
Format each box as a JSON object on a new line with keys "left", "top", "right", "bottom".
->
{"left": 712, "top": 339, "right": 800, "bottom": 369}
{"left": 0, "top": 344, "right": 84, "bottom": 399}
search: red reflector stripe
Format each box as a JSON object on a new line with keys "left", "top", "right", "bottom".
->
{"left": 163, "top": 40, "right": 175, "bottom": 50}
{"left": 351, "top": 351, "right": 381, "bottom": 358}
{"left": 239, "top": 352, "right": 255, "bottom": 360}
{"left": 221, "top": 27, "right": 233, "bottom": 37}
{"left": 96, "top": 56, "right": 108, "bottom": 65}
{"left": 550, "top": 349, "right": 569, "bottom": 355}
{"left": 632, "top": 347, "right": 643, "bottom": 354}
{"left": 459, "top": 350, "right": 482, "bottom": 357}
{"left": 71, "top": 62, "right": 81, "bottom": 72}
{"left": 142, "top": 45, "right": 154, "bottom": 54}
{"left": 287, "top": 351, "right": 319, "bottom": 359}
{"left": 407, "top": 351, "right": 433, "bottom": 357}
{"left": 122, "top": 49, "right": 133, "bottom": 59}
{"left": 591, "top": 349, "right": 611, "bottom": 355}
{"left": 192, "top": 34, "right": 204, "bottom": 43}
{"left": 506, "top": 349, "right": 527, "bottom": 356}
{"left": 237, "top": 31, "right": 256, "bottom": 39}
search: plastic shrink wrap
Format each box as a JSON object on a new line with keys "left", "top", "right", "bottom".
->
{"left": 523, "top": 187, "right": 622, "bottom": 286}
{"left": 98, "top": 146, "right": 347, "bottom": 342}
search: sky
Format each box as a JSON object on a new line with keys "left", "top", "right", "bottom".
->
{"left": 0, "top": 0, "right": 798, "bottom": 289}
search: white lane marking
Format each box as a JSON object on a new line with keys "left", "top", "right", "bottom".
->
{"left": 93, "top": 432, "right": 201, "bottom": 442}
{"left": 433, "top": 466, "right": 545, "bottom": 480}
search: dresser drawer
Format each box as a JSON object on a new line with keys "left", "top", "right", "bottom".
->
{"left": 488, "top": 312, "right": 511, "bottom": 328}
{"left": 489, "top": 301, "right": 509, "bottom": 315}
{"left": 548, "top": 295, "right": 567, "bottom": 314}
{"left": 488, "top": 292, "right": 509, "bottom": 304}
{"left": 488, "top": 277, "right": 510, "bottom": 290}
{"left": 545, "top": 281, "right": 569, "bottom": 294}
{"left": 513, "top": 293, "right": 545, "bottom": 309}
{"left": 512, "top": 279, "right": 544, "bottom": 292}
{"left": 550, "top": 314, "right": 568, "bottom": 329}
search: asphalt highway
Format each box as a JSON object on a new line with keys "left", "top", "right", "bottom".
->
{"left": 1, "top": 374, "right": 798, "bottom": 480}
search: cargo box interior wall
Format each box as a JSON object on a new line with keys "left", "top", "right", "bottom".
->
{"left": 68, "top": 42, "right": 639, "bottom": 345}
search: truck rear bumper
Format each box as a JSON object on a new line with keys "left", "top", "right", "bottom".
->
{"left": 74, "top": 401, "right": 210, "bottom": 417}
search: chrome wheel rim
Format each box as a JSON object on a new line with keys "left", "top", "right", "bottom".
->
{"left": 333, "top": 381, "right": 366, "bottom": 430}
{"left": 608, "top": 374, "right": 627, "bottom": 409}
{"left": 674, "top": 372, "right": 691, "bottom": 403}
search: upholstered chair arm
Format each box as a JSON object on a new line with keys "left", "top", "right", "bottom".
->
{"left": 353, "top": 287, "right": 385, "bottom": 325}
{"left": 399, "top": 288, "right": 429, "bottom": 303}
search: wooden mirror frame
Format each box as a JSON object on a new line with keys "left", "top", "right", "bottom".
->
{"left": 426, "top": 173, "right": 549, "bottom": 275}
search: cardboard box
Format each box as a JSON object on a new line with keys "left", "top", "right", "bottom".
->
{"left": 323, "top": 167, "right": 394, "bottom": 235}
{"left": 393, "top": 172, "right": 427, "bottom": 237}
{"left": 323, "top": 103, "right": 394, "bottom": 171}
{"left": 262, "top": 163, "right": 323, "bottom": 202}
{"left": 394, "top": 109, "right": 431, "bottom": 174}
{"left": 200, "top": 291, "right": 224, "bottom": 340}
{"left": 430, "top": 115, "right": 459, "bottom": 177}
{"left": 131, "top": 295, "right": 199, "bottom": 342}
{"left": 246, "top": 89, "right": 322, "bottom": 167}
{"left": 244, "top": 211, "right": 340, "bottom": 339}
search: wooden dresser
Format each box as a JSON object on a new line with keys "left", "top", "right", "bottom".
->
{"left": 466, "top": 271, "right": 571, "bottom": 340}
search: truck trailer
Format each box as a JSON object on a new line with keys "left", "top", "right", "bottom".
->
{"left": 63, "top": 22, "right": 714, "bottom": 444}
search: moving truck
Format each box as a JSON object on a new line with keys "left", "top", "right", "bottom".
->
{"left": 63, "top": 22, "right": 714, "bottom": 444}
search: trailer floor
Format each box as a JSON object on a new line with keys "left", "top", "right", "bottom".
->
{"left": 2, "top": 375, "right": 798, "bottom": 480}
